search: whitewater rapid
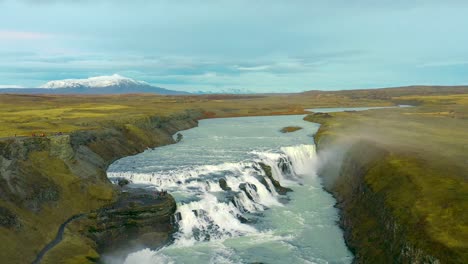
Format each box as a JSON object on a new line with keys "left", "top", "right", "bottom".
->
{"left": 107, "top": 115, "right": 352, "bottom": 264}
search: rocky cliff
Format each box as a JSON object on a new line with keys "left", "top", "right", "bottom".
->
{"left": 0, "top": 110, "right": 201, "bottom": 263}
{"left": 40, "top": 188, "right": 178, "bottom": 264}
{"left": 321, "top": 141, "right": 442, "bottom": 263}
{"left": 310, "top": 111, "right": 467, "bottom": 264}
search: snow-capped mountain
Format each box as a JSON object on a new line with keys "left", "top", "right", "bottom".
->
{"left": 0, "top": 74, "right": 190, "bottom": 95}
{"left": 39, "top": 74, "right": 149, "bottom": 89}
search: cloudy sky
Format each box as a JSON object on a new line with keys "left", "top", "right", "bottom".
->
{"left": 1, "top": 0, "right": 468, "bottom": 92}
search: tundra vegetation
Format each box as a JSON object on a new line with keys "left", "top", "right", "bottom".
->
{"left": 306, "top": 93, "right": 468, "bottom": 263}
{"left": 0, "top": 86, "right": 467, "bottom": 263}
{"left": 1, "top": 86, "right": 466, "bottom": 138}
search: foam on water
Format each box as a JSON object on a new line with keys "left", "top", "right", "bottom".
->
{"left": 109, "top": 147, "right": 304, "bottom": 247}
{"left": 124, "top": 249, "right": 174, "bottom": 264}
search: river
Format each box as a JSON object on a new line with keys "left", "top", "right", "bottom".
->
{"left": 107, "top": 114, "right": 353, "bottom": 264}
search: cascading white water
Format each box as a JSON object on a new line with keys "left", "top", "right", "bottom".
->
{"left": 108, "top": 145, "right": 315, "bottom": 248}
{"left": 281, "top": 144, "right": 318, "bottom": 175}
{"left": 107, "top": 115, "right": 353, "bottom": 264}
{"left": 174, "top": 193, "right": 256, "bottom": 246}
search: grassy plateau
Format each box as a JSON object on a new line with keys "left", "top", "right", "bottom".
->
{"left": 306, "top": 93, "right": 468, "bottom": 262}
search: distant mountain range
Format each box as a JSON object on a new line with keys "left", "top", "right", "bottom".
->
{"left": 0, "top": 74, "right": 190, "bottom": 95}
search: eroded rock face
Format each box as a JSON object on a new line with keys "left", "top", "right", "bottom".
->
{"left": 117, "top": 178, "right": 130, "bottom": 187}
{"left": 219, "top": 178, "right": 231, "bottom": 191}
{"left": 0, "top": 110, "right": 202, "bottom": 263}
{"left": 239, "top": 183, "right": 258, "bottom": 201}
{"left": 258, "top": 163, "right": 292, "bottom": 195}
{"left": 0, "top": 138, "right": 62, "bottom": 212}
{"left": 319, "top": 141, "right": 443, "bottom": 263}
{"left": 86, "top": 188, "right": 177, "bottom": 257}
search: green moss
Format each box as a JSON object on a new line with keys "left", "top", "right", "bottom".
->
{"left": 0, "top": 150, "right": 116, "bottom": 263}
{"left": 366, "top": 156, "right": 468, "bottom": 257}
{"left": 124, "top": 124, "right": 152, "bottom": 145}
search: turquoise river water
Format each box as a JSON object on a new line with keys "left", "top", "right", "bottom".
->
{"left": 107, "top": 114, "right": 353, "bottom": 264}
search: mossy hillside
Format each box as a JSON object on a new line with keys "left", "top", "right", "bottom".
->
{"left": 0, "top": 112, "right": 200, "bottom": 263}
{"left": 302, "top": 112, "right": 337, "bottom": 148}
{"left": 335, "top": 143, "right": 467, "bottom": 263}
{"left": 0, "top": 149, "right": 115, "bottom": 263}
{"left": 307, "top": 95, "right": 468, "bottom": 263}
{"left": 367, "top": 155, "right": 468, "bottom": 260}
{"left": 42, "top": 191, "right": 178, "bottom": 263}
{"left": 41, "top": 226, "right": 99, "bottom": 264}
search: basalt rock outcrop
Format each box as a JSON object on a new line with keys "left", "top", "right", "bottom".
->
{"left": 86, "top": 188, "right": 177, "bottom": 258}
{"left": 258, "top": 163, "right": 292, "bottom": 195}
{"left": 280, "top": 126, "right": 303, "bottom": 133}
{"left": 219, "top": 178, "right": 232, "bottom": 191}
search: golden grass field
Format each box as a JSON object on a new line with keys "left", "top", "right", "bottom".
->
{"left": 1, "top": 86, "right": 467, "bottom": 138}
{"left": 0, "top": 92, "right": 394, "bottom": 138}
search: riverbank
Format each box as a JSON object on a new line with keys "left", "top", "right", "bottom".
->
{"left": 306, "top": 94, "right": 468, "bottom": 263}
{"left": 40, "top": 188, "right": 178, "bottom": 264}
{"left": 0, "top": 110, "right": 201, "bottom": 263}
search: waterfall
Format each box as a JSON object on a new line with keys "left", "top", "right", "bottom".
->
{"left": 174, "top": 193, "right": 256, "bottom": 246}
{"left": 108, "top": 144, "right": 319, "bottom": 263}
{"left": 281, "top": 144, "right": 317, "bottom": 176}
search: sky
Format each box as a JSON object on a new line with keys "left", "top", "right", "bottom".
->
{"left": 1, "top": 0, "right": 468, "bottom": 93}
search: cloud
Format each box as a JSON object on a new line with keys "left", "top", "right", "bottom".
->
{"left": 1, "top": 48, "right": 467, "bottom": 91}
{"left": 418, "top": 61, "right": 468, "bottom": 68}
{"left": 0, "top": 30, "right": 52, "bottom": 40}
{"left": 0, "top": 84, "right": 24, "bottom": 88}
{"left": 236, "top": 65, "right": 271, "bottom": 71}
{"left": 0, "top": 51, "right": 359, "bottom": 80}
